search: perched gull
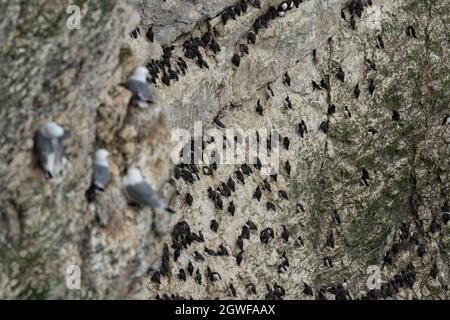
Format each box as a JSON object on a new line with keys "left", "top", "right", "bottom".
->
{"left": 123, "top": 168, "right": 175, "bottom": 213}
{"left": 124, "top": 66, "right": 153, "bottom": 106}
{"left": 34, "top": 122, "right": 68, "bottom": 178}
{"left": 92, "top": 149, "right": 110, "bottom": 191}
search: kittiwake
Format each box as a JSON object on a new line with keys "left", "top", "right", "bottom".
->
{"left": 34, "top": 121, "right": 68, "bottom": 178}
{"left": 124, "top": 66, "right": 153, "bottom": 105}
{"left": 92, "top": 149, "right": 110, "bottom": 191}
{"left": 123, "top": 168, "right": 175, "bottom": 213}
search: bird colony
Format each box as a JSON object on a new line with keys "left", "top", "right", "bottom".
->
{"left": 0, "top": 0, "right": 449, "bottom": 299}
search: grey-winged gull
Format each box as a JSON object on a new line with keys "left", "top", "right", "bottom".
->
{"left": 34, "top": 122, "right": 68, "bottom": 178}
{"left": 123, "top": 168, "right": 175, "bottom": 213}
{"left": 92, "top": 149, "right": 110, "bottom": 191}
{"left": 124, "top": 66, "right": 153, "bottom": 105}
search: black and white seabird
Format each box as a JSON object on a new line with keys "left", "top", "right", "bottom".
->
{"left": 247, "top": 219, "right": 258, "bottom": 231}
{"left": 195, "top": 269, "right": 202, "bottom": 284}
{"left": 368, "top": 79, "right": 376, "bottom": 95}
{"left": 240, "top": 44, "right": 249, "bottom": 55}
{"left": 151, "top": 270, "right": 161, "bottom": 284}
{"left": 241, "top": 225, "right": 251, "bottom": 240}
{"left": 366, "top": 59, "right": 377, "bottom": 71}
{"left": 236, "top": 251, "right": 244, "bottom": 266}
{"left": 232, "top": 54, "right": 241, "bottom": 67}
{"left": 185, "top": 193, "right": 193, "bottom": 206}
{"left": 214, "top": 117, "right": 226, "bottom": 128}
{"left": 430, "top": 219, "right": 440, "bottom": 233}
{"left": 303, "top": 282, "right": 314, "bottom": 296}
{"left": 298, "top": 120, "right": 308, "bottom": 138}
{"left": 235, "top": 170, "right": 245, "bottom": 184}
{"left": 328, "top": 104, "right": 336, "bottom": 115}
{"left": 267, "top": 201, "right": 276, "bottom": 212}
{"left": 327, "top": 232, "right": 335, "bottom": 248}
{"left": 130, "top": 27, "right": 140, "bottom": 39}
{"left": 383, "top": 251, "right": 392, "bottom": 266}
{"left": 207, "top": 266, "right": 221, "bottom": 283}
{"left": 187, "top": 261, "right": 194, "bottom": 276}
{"left": 332, "top": 209, "right": 341, "bottom": 224}
{"left": 194, "top": 251, "right": 205, "bottom": 262}
{"left": 229, "top": 284, "right": 237, "bottom": 297}
{"left": 368, "top": 127, "right": 378, "bottom": 135}
{"left": 443, "top": 201, "right": 450, "bottom": 224}
{"left": 312, "top": 80, "right": 322, "bottom": 91}
{"left": 392, "top": 110, "right": 401, "bottom": 122}
{"left": 354, "top": 83, "right": 360, "bottom": 99}
{"left": 210, "top": 39, "right": 221, "bottom": 53}
{"left": 430, "top": 263, "right": 439, "bottom": 279}
{"left": 228, "top": 201, "right": 236, "bottom": 216}
{"left": 350, "top": 15, "right": 356, "bottom": 30}
{"left": 178, "top": 268, "right": 186, "bottom": 282}
{"left": 263, "top": 178, "right": 272, "bottom": 192}
{"left": 217, "top": 243, "right": 229, "bottom": 256}
{"left": 283, "top": 72, "right": 291, "bottom": 86}
{"left": 247, "top": 31, "right": 256, "bottom": 44}
{"left": 279, "top": 190, "right": 289, "bottom": 200}
{"left": 284, "top": 160, "right": 291, "bottom": 175}
{"left": 253, "top": 185, "right": 262, "bottom": 201}
{"left": 320, "top": 79, "right": 330, "bottom": 91}
{"left": 281, "top": 225, "right": 290, "bottom": 242}
{"left": 260, "top": 227, "right": 275, "bottom": 244}
{"left": 360, "top": 168, "right": 370, "bottom": 186}
{"left": 210, "top": 219, "right": 219, "bottom": 232}
{"left": 376, "top": 35, "right": 385, "bottom": 49}
{"left": 406, "top": 26, "right": 417, "bottom": 38}
{"left": 256, "top": 98, "right": 264, "bottom": 116}
{"left": 284, "top": 95, "right": 292, "bottom": 109}
{"left": 146, "top": 26, "right": 154, "bottom": 42}
{"left": 417, "top": 243, "right": 427, "bottom": 257}
{"left": 283, "top": 136, "right": 290, "bottom": 150}
{"left": 246, "top": 283, "right": 256, "bottom": 294}
{"left": 344, "top": 106, "right": 352, "bottom": 118}
{"left": 336, "top": 67, "right": 345, "bottom": 82}
{"left": 227, "top": 177, "right": 236, "bottom": 192}
{"left": 319, "top": 120, "right": 329, "bottom": 134}
{"left": 236, "top": 236, "right": 244, "bottom": 251}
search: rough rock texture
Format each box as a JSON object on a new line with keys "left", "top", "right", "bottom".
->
{"left": 0, "top": 0, "right": 172, "bottom": 299}
{"left": 0, "top": 0, "right": 449, "bottom": 300}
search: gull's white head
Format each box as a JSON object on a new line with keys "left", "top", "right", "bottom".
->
{"left": 94, "top": 149, "right": 109, "bottom": 165}
{"left": 124, "top": 167, "right": 144, "bottom": 186}
{"left": 41, "top": 122, "right": 64, "bottom": 138}
{"left": 130, "top": 66, "right": 149, "bottom": 83}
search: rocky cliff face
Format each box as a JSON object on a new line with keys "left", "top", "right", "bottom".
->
{"left": 0, "top": 0, "right": 449, "bottom": 300}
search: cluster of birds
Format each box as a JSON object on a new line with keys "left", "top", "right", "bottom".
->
{"left": 341, "top": 0, "right": 373, "bottom": 31}
{"left": 231, "top": 0, "right": 304, "bottom": 68}
{"left": 145, "top": 0, "right": 450, "bottom": 300}
{"left": 365, "top": 263, "right": 420, "bottom": 300}
{"left": 34, "top": 66, "right": 175, "bottom": 213}
{"left": 149, "top": 131, "right": 300, "bottom": 297}
{"left": 129, "top": 1, "right": 308, "bottom": 87}
{"left": 34, "top": 0, "right": 450, "bottom": 300}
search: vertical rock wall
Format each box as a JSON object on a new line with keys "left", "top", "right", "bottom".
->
{"left": 0, "top": 0, "right": 449, "bottom": 299}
